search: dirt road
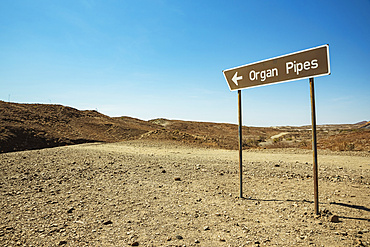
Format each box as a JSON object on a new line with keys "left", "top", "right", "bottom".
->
{"left": 1, "top": 141, "right": 369, "bottom": 246}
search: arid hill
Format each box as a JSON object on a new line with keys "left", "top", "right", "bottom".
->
{"left": 0, "top": 101, "right": 369, "bottom": 153}
{"left": 0, "top": 101, "right": 157, "bottom": 153}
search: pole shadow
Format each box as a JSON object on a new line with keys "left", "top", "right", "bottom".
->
{"left": 241, "top": 198, "right": 370, "bottom": 212}
{"left": 329, "top": 202, "right": 370, "bottom": 213}
{"left": 338, "top": 216, "right": 370, "bottom": 222}
{"left": 239, "top": 197, "right": 370, "bottom": 221}
{"left": 239, "top": 197, "right": 314, "bottom": 204}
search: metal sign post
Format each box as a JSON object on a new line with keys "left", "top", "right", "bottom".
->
{"left": 223, "top": 45, "right": 330, "bottom": 214}
{"left": 310, "top": 78, "right": 319, "bottom": 214}
{"left": 238, "top": 90, "right": 243, "bottom": 198}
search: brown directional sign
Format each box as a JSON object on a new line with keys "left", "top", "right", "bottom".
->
{"left": 223, "top": 44, "right": 330, "bottom": 91}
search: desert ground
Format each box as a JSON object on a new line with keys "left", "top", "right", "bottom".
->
{"left": 1, "top": 140, "right": 369, "bottom": 246}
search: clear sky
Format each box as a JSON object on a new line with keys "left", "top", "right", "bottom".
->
{"left": 1, "top": 0, "right": 369, "bottom": 126}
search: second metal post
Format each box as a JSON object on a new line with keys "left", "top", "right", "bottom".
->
{"left": 238, "top": 90, "right": 243, "bottom": 198}
{"left": 310, "top": 78, "right": 319, "bottom": 215}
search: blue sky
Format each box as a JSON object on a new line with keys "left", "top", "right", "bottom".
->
{"left": 1, "top": 0, "right": 369, "bottom": 126}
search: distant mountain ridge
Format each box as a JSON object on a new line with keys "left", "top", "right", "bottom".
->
{"left": 1, "top": 101, "right": 369, "bottom": 153}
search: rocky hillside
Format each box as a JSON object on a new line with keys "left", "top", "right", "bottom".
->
{"left": 0, "top": 101, "right": 157, "bottom": 153}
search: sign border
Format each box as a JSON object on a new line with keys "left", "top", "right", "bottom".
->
{"left": 223, "top": 44, "right": 331, "bottom": 91}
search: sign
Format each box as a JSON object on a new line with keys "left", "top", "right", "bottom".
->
{"left": 223, "top": 44, "right": 330, "bottom": 91}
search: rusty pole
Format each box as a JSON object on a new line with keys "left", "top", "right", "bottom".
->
{"left": 310, "top": 78, "right": 319, "bottom": 215}
{"left": 238, "top": 90, "right": 243, "bottom": 198}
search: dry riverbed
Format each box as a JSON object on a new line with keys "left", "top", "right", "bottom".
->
{"left": 1, "top": 140, "right": 369, "bottom": 246}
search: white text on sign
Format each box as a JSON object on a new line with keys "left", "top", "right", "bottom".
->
{"left": 249, "top": 59, "right": 319, "bottom": 82}
{"left": 286, "top": 59, "right": 318, "bottom": 75}
{"left": 249, "top": 68, "right": 278, "bottom": 82}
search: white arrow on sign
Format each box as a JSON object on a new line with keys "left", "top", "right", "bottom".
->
{"left": 232, "top": 72, "right": 243, "bottom": 86}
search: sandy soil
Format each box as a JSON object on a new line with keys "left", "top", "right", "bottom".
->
{"left": 1, "top": 140, "right": 369, "bottom": 246}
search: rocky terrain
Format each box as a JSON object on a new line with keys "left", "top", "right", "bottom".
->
{"left": 0, "top": 140, "right": 369, "bottom": 246}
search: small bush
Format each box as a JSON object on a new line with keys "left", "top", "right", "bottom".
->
{"left": 243, "top": 138, "right": 259, "bottom": 148}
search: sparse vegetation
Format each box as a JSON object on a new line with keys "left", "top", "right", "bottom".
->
{"left": 243, "top": 138, "right": 259, "bottom": 147}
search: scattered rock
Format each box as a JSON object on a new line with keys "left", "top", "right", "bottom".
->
{"left": 130, "top": 241, "right": 139, "bottom": 246}
{"left": 329, "top": 215, "right": 340, "bottom": 223}
{"left": 218, "top": 236, "right": 226, "bottom": 242}
{"left": 354, "top": 239, "right": 364, "bottom": 246}
{"left": 174, "top": 177, "right": 181, "bottom": 181}
{"left": 203, "top": 226, "right": 210, "bottom": 231}
{"left": 58, "top": 240, "right": 67, "bottom": 245}
{"left": 67, "top": 207, "right": 74, "bottom": 213}
{"left": 321, "top": 208, "right": 332, "bottom": 216}
{"left": 175, "top": 235, "right": 183, "bottom": 240}
{"left": 195, "top": 239, "right": 200, "bottom": 243}
{"left": 103, "top": 220, "right": 113, "bottom": 225}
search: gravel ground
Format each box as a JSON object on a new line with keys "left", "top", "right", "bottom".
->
{"left": 1, "top": 140, "right": 369, "bottom": 246}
